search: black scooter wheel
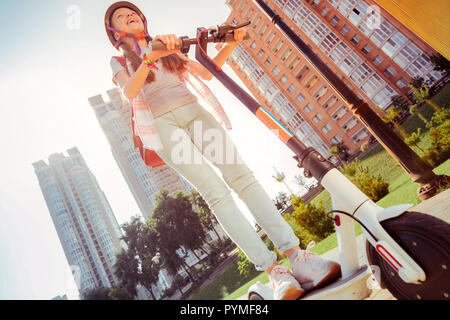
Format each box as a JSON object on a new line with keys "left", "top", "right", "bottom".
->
{"left": 368, "top": 211, "right": 450, "bottom": 300}
{"left": 248, "top": 292, "right": 265, "bottom": 300}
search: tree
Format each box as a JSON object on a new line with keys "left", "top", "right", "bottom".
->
{"left": 293, "top": 173, "right": 315, "bottom": 194}
{"left": 272, "top": 167, "right": 294, "bottom": 195}
{"left": 109, "top": 285, "right": 135, "bottom": 300}
{"left": 430, "top": 53, "right": 450, "bottom": 73}
{"left": 189, "top": 189, "right": 225, "bottom": 251}
{"left": 82, "top": 287, "right": 113, "bottom": 300}
{"left": 409, "top": 104, "right": 429, "bottom": 126}
{"left": 113, "top": 249, "right": 139, "bottom": 299}
{"left": 339, "top": 158, "right": 390, "bottom": 202}
{"left": 273, "top": 191, "right": 290, "bottom": 211}
{"left": 152, "top": 190, "right": 208, "bottom": 283}
{"left": 114, "top": 216, "right": 159, "bottom": 300}
{"left": 408, "top": 76, "right": 442, "bottom": 113}
{"left": 329, "top": 142, "right": 350, "bottom": 167}
{"left": 391, "top": 94, "right": 411, "bottom": 114}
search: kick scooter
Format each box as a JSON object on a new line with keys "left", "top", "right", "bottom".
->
{"left": 147, "top": 16, "right": 450, "bottom": 300}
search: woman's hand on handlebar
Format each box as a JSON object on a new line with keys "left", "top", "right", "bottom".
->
{"left": 228, "top": 27, "right": 247, "bottom": 47}
{"left": 154, "top": 34, "right": 180, "bottom": 50}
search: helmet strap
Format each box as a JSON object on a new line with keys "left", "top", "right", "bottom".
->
{"left": 107, "top": 25, "right": 149, "bottom": 56}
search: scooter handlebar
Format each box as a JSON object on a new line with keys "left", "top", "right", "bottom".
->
{"left": 150, "top": 33, "right": 250, "bottom": 52}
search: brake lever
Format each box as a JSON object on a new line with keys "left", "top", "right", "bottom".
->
{"left": 211, "top": 21, "right": 251, "bottom": 41}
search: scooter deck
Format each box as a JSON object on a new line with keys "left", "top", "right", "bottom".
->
{"left": 300, "top": 265, "right": 371, "bottom": 300}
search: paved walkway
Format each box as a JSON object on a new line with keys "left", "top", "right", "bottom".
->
{"left": 237, "top": 188, "right": 450, "bottom": 300}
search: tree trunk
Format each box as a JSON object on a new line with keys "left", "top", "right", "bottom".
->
{"left": 394, "top": 122, "right": 409, "bottom": 139}
{"left": 180, "top": 260, "right": 196, "bottom": 282}
{"left": 417, "top": 111, "right": 429, "bottom": 125}
{"left": 211, "top": 224, "right": 224, "bottom": 246}
{"left": 192, "top": 249, "right": 202, "bottom": 263}
{"left": 148, "top": 287, "right": 157, "bottom": 300}
{"left": 426, "top": 99, "right": 442, "bottom": 113}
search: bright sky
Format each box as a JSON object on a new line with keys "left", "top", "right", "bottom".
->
{"left": 0, "top": 0, "right": 315, "bottom": 300}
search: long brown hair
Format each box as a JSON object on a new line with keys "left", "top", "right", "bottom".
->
{"left": 118, "top": 36, "right": 188, "bottom": 84}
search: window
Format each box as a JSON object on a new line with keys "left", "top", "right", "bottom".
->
{"left": 311, "top": 23, "right": 330, "bottom": 45}
{"left": 330, "top": 15, "right": 340, "bottom": 26}
{"left": 331, "top": 134, "right": 342, "bottom": 144}
{"left": 264, "top": 57, "right": 272, "bottom": 66}
{"left": 250, "top": 41, "right": 257, "bottom": 50}
{"left": 287, "top": 84, "right": 296, "bottom": 93}
{"left": 361, "top": 74, "right": 386, "bottom": 98}
{"left": 273, "top": 66, "right": 281, "bottom": 76}
{"left": 382, "top": 32, "right": 408, "bottom": 58}
{"left": 243, "top": 7, "right": 254, "bottom": 20}
{"left": 361, "top": 44, "right": 371, "bottom": 55}
{"left": 280, "top": 75, "right": 288, "bottom": 84}
{"left": 280, "top": 47, "right": 293, "bottom": 62}
{"left": 342, "top": 116, "right": 358, "bottom": 131}
{"left": 252, "top": 14, "right": 261, "bottom": 29}
{"left": 257, "top": 23, "right": 268, "bottom": 36}
{"left": 305, "top": 75, "right": 319, "bottom": 88}
{"left": 288, "top": 56, "right": 301, "bottom": 70}
{"left": 373, "top": 85, "right": 396, "bottom": 109}
{"left": 264, "top": 29, "right": 276, "bottom": 45}
{"left": 272, "top": 39, "right": 284, "bottom": 54}
{"left": 257, "top": 49, "right": 265, "bottom": 57}
{"left": 296, "top": 65, "right": 310, "bottom": 80}
{"left": 313, "top": 85, "right": 328, "bottom": 100}
{"left": 370, "top": 19, "right": 396, "bottom": 47}
{"left": 350, "top": 34, "right": 360, "bottom": 45}
{"left": 322, "top": 123, "right": 332, "bottom": 134}
{"left": 372, "top": 55, "right": 384, "bottom": 66}
{"left": 383, "top": 66, "right": 397, "bottom": 78}
{"left": 340, "top": 25, "right": 350, "bottom": 35}
{"left": 323, "top": 95, "right": 338, "bottom": 109}
{"left": 337, "top": 0, "right": 357, "bottom": 16}
{"left": 313, "top": 113, "right": 323, "bottom": 123}
{"left": 319, "top": 32, "right": 341, "bottom": 54}
{"left": 396, "top": 77, "right": 408, "bottom": 89}
{"left": 280, "top": 103, "right": 297, "bottom": 122}
{"left": 321, "top": 7, "right": 330, "bottom": 16}
{"left": 331, "top": 105, "right": 348, "bottom": 120}
{"left": 339, "top": 52, "right": 362, "bottom": 76}
{"left": 352, "top": 128, "right": 369, "bottom": 143}
{"left": 393, "top": 42, "right": 421, "bottom": 69}
{"left": 348, "top": 1, "right": 369, "bottom": 26}
{"left": 296, "top": 94, "right": 305, "bottom": 103}
{"left": 304, "top": 103, "right": 314, "bottom": 113}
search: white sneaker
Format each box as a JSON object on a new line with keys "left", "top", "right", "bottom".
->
{"left": 269, "top": 265, "right": 305, "bottom": 300}
{"left": 290, "top": 242, "right": 342, "bottom": 291}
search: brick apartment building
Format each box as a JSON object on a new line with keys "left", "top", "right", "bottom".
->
{"left": 222, "top": 0, "right": 443, "bottom": 158}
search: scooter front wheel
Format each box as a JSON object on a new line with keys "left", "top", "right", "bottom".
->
{"left": 367, "top": 211, "right": 450, "bottom": 300}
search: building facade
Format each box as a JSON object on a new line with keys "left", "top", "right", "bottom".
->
{"left": 88, "top": 88, "right": 193, "bottom": 220}
{"left": 32, "top": 148, "right": 124, "bottom": 296}
{"left": 223, "top": 0, "right": 443, "bottom": 157}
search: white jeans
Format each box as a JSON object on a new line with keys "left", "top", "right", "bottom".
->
{"left": 153, "top": 101, "right": 299, "bottom": 271}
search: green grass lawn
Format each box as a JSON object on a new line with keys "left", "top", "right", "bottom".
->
{"left": 189, "top": 84, "right": 450, "bottom": 301}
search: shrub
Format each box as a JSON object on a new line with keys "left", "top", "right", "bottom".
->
{"left": 423, "top": 109, "right": 450, "bottom": 167}
{"left": 340, "top": 158, "right": 390, "bottom": 202}
{"left": 263, "top": 236, "right": 285, "bottom": 260}
{"left": 236, "top": 247, "right": 253, "bottom": 276}
{"left": 284, "top": 195, "right": 335, "bottom": 247}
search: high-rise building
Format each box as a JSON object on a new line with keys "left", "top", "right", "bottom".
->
{"left": 32, "top": 148, "right": 124, "bottom": 296}
{"left": 223, "top": 0, "right": 443, "bottom": 157}
{"left": 88, "top": 88, "right": 193, "bottom": 220}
